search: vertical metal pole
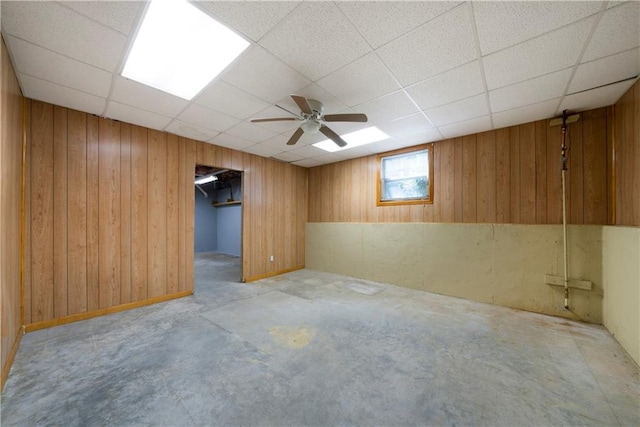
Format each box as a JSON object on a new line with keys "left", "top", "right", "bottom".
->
{"left": 561, "top": 114, "right": 569, "bottom": 310}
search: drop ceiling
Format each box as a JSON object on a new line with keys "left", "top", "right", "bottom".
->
{"left": 2, "top": 1, "right": 638, "bottom": 167}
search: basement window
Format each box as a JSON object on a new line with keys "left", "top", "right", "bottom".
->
{"left": 377, "top": 144, "right": 434, "bottom": 206}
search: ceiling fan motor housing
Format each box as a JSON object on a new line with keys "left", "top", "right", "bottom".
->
{"left": 304, "top": 99, "right": 324, "bottom": 121}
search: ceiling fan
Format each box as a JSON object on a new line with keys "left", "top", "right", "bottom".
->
{"left": 251, "top": 95, "right": 368, "bottom": 147}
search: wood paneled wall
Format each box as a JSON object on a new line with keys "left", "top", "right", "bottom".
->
{"left": 195, "top": 142, "right": 307, "bottom": 281}
{"left": 613, "top": 80, "right": 640, "bottom": 226}
{"left": 309, "top": 107, "right": 611, "bottom": 225}
{"left": 1, "top": 36, "right": 24, "bottom": 389}
{"left": 24, "top": 100, "right": 307, "bottom": 327}
{"left": 24, "top": 102, "right": 195, "bottom": 326}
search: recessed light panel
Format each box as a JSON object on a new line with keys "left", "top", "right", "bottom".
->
{"left": 122, "top": 0, "right": 249, "bottom": 100}
{"left": 313, "top": 127, "right": 389, "bottom": 152}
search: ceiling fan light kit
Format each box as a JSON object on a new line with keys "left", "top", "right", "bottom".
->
{"left": 251, "top": 94, "right": 369, "bottom": 148}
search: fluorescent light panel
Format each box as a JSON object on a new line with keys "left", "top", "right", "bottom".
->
{"left": 195, "top": 175, "right": 218, "bottom": 185}
{"left": 122, "top": 0, "right": 249, "bottom": 100}
{"left": 313, "top": 127, "right": 389, "bottom": 152}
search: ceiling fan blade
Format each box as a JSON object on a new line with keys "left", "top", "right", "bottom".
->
{"left": 250, "top": 117, "right": 298, "bottom": 123}
{"left": 319, "top": 125, "right": 347, "bottom": 147}
{"left": 322, "top": 113, "right": 368, "bottom": 123}
{"left": 291, "top": 95, "right": 313, "bottom": 115}
{"left": 287, "top": 127, "right": 305, "bottom": 145}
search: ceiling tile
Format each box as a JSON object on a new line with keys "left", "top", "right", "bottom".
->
{"left": 473, "top": 1, "right": 602, "bottom": 55}
{"left": 6, "top": 36, "right": 112, "bottom": 97}
{"left": 582, "top": 1, "right": 640, "bottom": 62}
{"left": 20, "top": 74, "right": 106, "bottom": 115}
{"left": 316, "top": 53, "right": 401, "bottom": 107}
{"left": 195, "top": 80, "right": 271, "bottom": 120}
{"left": 59, "top": 1, "right": 143, "bottom": 35}
{"left": 313, "top": 152, "right": 349, "bottom": 165}
{"left": 178, "top": 104, "right": 240, "bottom": 133}
{"left": 221, "top": 46, "right": 310, "bottom": 103}
{"left": 425, "top": 94, "right": 488, "bottom": 127}
{"left": 570, "top": 48, "right": 640, "bottom": 93}
{"left": 1, "top": 1, "right": 127, "bottom": 72}
{"left": 208, "top": 134, "right": 255, "bottom": 150}
{"left": 483, "top": 17, "right": 595, "bottom": 90}
{"left": 288, "top": 144, "right": 326, "bottom": 159}
{"left": 489, "top": 68, "right": 572, "bottom": 113}
{"left": 292, "top": 158, "right": 324, "bottom": 168}
{"left": 560, "top": 79, "right": 636, "bottom": 112}
{"left": 406, "top": 61, "right": 484, "bottom": 110}
{"left": 164, "top": 120, "right": 219, "bottom": 142}
{"left": 224, "top": 122, "right": 278, "bottom": 143}
{"left": 195, "top": 1, "right": 300, "bottom": 42}
{"left": 271, "top": 151, "right": 307, "bottom": 163}
{"left": 354, "top": 91, "right": 420, "bottom": 125}
{"left": 376, "top": 4, "right": 477, "bottom": 86}
{"left": 377, "top": 113, "right": 435, "bottom": 140}
{"left": 337, "top": 1, "right": 461, "bottom": 49}
{"left": 105, "top": 101, "right": 171, "bottom": 130}
{"left": 258, "top": 2, "right": 372, "bottom": 80}
{"left": 492, "top": 99, "right": 560, "bottom": 130}
{"left": 111, "top": 77, "right": 189, "bottom": 117}
{"left": 438, "top": 115, "right": 492, "bottom": 139}
{"left": 242, "top": 144, "right": 282, "bottom": 158}
{"left": 259, "top": 134, "right": 301, "bottom": 152}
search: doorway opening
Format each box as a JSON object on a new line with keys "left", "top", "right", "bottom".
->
{"left": 194, "top": 164, "right": 243, "bottom": 291}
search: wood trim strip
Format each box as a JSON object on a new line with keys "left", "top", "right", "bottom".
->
{"left": 24, "top": 290, "right": 192, "bottom": 333}
{"left": 244, "top": 265, "right": 305, "bottom": 283}
{"left": 1, "top": 332, "right": 22, "bottom": 391}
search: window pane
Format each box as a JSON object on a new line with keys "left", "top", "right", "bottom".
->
{"left": 383, "top": 150, "right": 427, "bottom": 180}
{"left": 383, "top": 177, "right": 428, "bottom": 200}
{"left": 381, "top": 149, "right": 429, "bottom": 201}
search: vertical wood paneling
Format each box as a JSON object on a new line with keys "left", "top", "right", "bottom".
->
{"left": 569, "top": 119, "right": 584, "bottom": 224}
{"left": 24, "top": 100, "right": 308, "bottom": 328}
{"left": 462, "top": 135, "right": 477, "bottom": 222}
{"left": 535, "top": 121, "right": 547, "bottom": 223}
{"left": 509, "top": 127, "right": 521, "bottom": 223}
{"left": 613, "top": 80, "right": 639, "bottom": 226}
{"left": 98, "top": 118, "right": 121, "bottom": 308}
{"left": 477, "top": 131, "right": 496, "bottom": 223}
{"left": 67, "top": 110, "right": 87, "bottom": 315}
{"left": 439, "top": 139, "right": 455, "bottom": 222}
{"left": 453, "top": 137, "right": 463, "bottom": 222}
{"left": 546, "top": 124, "right": 563, "bottom": 224}
{"left": 583, "top": 109, "right": 608, "bottom": 224}
{"left": 166, "top": 134, "right": 179, "bottom": 294}
{"left": 23, "top": 101, "right": 32, "bottom": 324}
{"left": 131, "top": 125, "right": 148, "bottom": 302}
{"left": 86, "top": 115, "right": 99, "bottom": 312}
{"left": 120, "top": 123, "right": 132, "bottom": 304}
{"left": 53, "top": 106, "right": 68, "bottom": 318}
{"left": 1, "top": 36, "right": 26, "bottom": 386}
{"left": 520, "top": 123, "right": 536, "bottom": 224}
{"left": 30, "top": 101, "right": 54, "bottom": 322}
{"left": 308, "top": 106, "right": 616, "bottom": 226}
{"left": 147, "top": 130, "right": 167, "bottom": 298}
{"left": 496, "top": 128, "right": 510, "bottom": 223}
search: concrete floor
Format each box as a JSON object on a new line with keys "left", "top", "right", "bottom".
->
{"left": 1, "top": 252, "right": 638, "bottom": 426}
